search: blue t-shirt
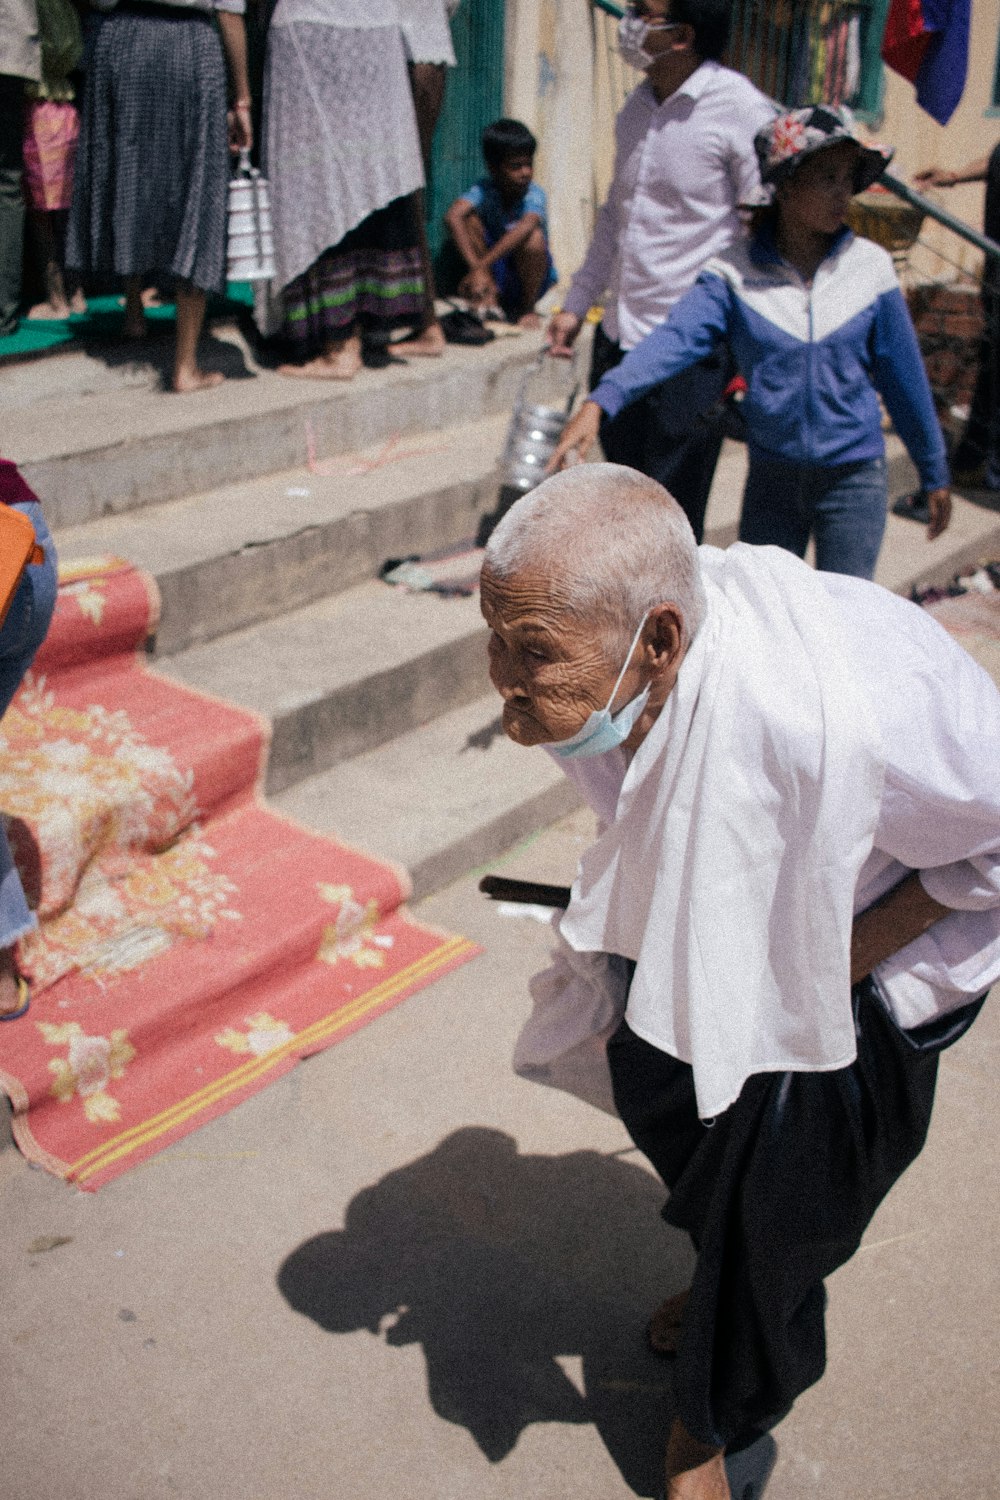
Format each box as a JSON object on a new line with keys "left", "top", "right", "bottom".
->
{"left": 460, "top": 177, "right": 549, "bottom": 247}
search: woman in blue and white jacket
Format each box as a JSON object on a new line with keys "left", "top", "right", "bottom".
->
{"left": 549, "top": 106, "right": 951, "bottom": 579}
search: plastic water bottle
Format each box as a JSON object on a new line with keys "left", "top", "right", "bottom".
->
{"left": 500, "top": 352, "right": 580, "bottom": 497}
{"left": 477, "top": 352, "right": 580, "bottom": 542}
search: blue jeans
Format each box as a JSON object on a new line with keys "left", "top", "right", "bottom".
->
{"left": 1, "top": 502, "right": 58, "bottom": 948}
{"left": 739, "top": 454, "right": 888, "bottom": 580}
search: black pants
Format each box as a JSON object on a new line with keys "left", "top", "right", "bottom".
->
{"left": 952, "top": 282, "right": 999, "bottom": 477}
{"left": 607, "top": 979, "right": 985, "bottom": 1449}
{"left": 589, "top": 323, "right": 733, "bottom": 543}
{"left": 0, "top": 74, "right": 27, "bottom": 336}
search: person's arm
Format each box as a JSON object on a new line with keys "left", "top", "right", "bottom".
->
{"left": 870, "top": 283, "right": 951, "bottom": 538}
{"left": 445, "top": 197, "right": 484, "bottom": 272}
{"left": 478, "top": 211, "right": 542, "bottom": 270}
{"left": 217, "top": 8, "right": 252, "bottom": 151}
{"left": 593, "top": 270, "right": 731, "bottom": 416}
{"left": 914, "top": 156, "right": 991, "bottom": 191}
{"left": 547, "top": 271, "right": 732, "bottom": 469}
{"left": 851, "top": 872, "right": 953, "bottom": 983}
{"left": 549, "top": 105, "right": 636, "bottom": 353}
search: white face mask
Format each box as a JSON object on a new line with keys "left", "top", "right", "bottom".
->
{"left": 616, "top": 13, "right": 679, "bottom": 71}
{"left": 545, "top": 612, "right": 652, "bottom": 760}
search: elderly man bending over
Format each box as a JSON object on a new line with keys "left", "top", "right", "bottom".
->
{"left": 479, "top": 464, "right": 1000, "bottom": 1500}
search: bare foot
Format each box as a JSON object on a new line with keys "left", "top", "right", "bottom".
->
{"left": 26, "top": 298, "right": 73, "bottom": 320}
{"left": 171, "top": 367, "right": 225, "bottom": 393}
{"left": 278, "top": 354, "right": 361, "bottom": 379}
{"left": 666, "top": 1455, "right": 730, "bottom": 1500}
{"left": 141, "top": 287, "right": 164, "bottom": 309}
{"left": 517, "top": 310, "right": 543, "bottom": 330}
{"left": 647, "top": 1288, "right": 690, "bottom": 1356}
{"left": 392, "top": 322, "right": 446, "bottom": 357}
{"left": 666, "top": 1419, "right": 730, "bottom": 1500}
{"left": 279, "top": 335, "right": 363, "bottom": 381}
{"left": 69, "top": 288, "right": 87, "bottom": 315}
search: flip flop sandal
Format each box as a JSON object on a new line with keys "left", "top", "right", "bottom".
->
{"left": 0, "top": 974, "right": 30, "bottom": 1021}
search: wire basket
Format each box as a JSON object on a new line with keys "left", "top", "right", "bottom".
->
{"left": 847, "top": 188, "right": 925, "bottom": 255}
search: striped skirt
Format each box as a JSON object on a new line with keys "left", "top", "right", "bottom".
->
{"left": 67, "top": 7, "right": 229, "bottom": 293}
{"left": 282, "top": 196, "right": 424, "bottom": 356}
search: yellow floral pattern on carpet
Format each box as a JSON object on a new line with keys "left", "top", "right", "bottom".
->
{"left": 2, "top": 675, "right": 242, "bottom": 988}
{"left": 316, "top": 883, "right": 395, "bottom": 969}
{"left": 39, "top": 1021, "right": 137, "bottom": 1124}
{"left": 215, "top": 1013, "right": 296, "bottom": 1056}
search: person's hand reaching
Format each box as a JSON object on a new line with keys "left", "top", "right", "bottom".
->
{"left": 546, "top": 309, "right": 582, "bottom": 358}
{"left": 545, "top": 400, "right": 602, "bottom": 473}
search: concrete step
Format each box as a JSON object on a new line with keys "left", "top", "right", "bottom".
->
{"left": 271, "top": 693, "right": 582, "bottom": 902}
{"left": 54, "top": 413, "right": 510, "bottom": 656}
{"left": 6, "top": 326, "right": 544, "bottom": 528}
{"left": 160, "top": 574, "right": 489, "bottom": 796}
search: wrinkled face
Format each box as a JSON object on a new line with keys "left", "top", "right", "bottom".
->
{"left": 778, "top": 140, "right": 859, "bottom": 237}
{"left": 480, "top": 565, "right": 627, "bottom": 747}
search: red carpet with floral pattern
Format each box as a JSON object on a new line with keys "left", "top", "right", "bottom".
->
{"left": 0, "top": 559, "right": 479, "bottom": 1189}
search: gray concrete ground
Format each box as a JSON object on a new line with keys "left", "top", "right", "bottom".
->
{"left": 2, "top": 801, "right": 999, "bottom": 1500}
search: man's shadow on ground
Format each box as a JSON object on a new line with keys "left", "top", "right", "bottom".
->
{"left": 277, "top": 1126, "right": 775, "bottom": 1498}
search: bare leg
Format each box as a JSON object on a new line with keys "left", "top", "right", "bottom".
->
{"left": 510, "top": 226, "right": 550, "bottom": 326}
{"left": 123, "top": 276, "right": 147, "bottom": 339}
{"left": 278, "top": 331, "right": 362, "bottom": 380}
{"left": 394, "top": 61, "right": 447, "bottom": 355}
{"left": 454, "top": 213, "right": 502, "bottom": 316}
{"left": 173, "top": 281, "right": 223, "bottom": 392}
{"left": 25, "top": 209, "right": 73, "bottom": 318}
{"left": 666, "top": 1418, "right": 730, "bottom": 1500}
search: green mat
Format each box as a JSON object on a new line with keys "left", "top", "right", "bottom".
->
{"left": 0, "top": 284, "right": 255, "bottom": 362}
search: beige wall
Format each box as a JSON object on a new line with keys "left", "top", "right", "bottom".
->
{"left": 504, "top": 0, "right": 597, "bottom": 288}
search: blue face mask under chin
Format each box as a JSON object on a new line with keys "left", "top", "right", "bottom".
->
{"left": 546, "top": 612, "right": 652, "bottom": 761}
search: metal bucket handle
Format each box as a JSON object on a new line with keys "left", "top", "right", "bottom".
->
{"left": 513, "top": 346, "right": 581, "bottom": 417}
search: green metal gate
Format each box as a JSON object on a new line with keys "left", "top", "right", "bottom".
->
{"left": 426, "top": 0, "right": 507, "bottom": 262}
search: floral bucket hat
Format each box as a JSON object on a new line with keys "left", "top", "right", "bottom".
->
{"left": 754, "top": 105, "right": 894, "bottom": 196}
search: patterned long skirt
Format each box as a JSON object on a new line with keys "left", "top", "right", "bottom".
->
{"left": 67, "top": 6, "right": 229, "bottom": 293}
{"left": 281, "top": 196, "right": 424, "bottom": 357}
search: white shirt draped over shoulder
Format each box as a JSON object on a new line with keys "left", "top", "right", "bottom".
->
{"left": 556, "top": 546, "right": 1000, "bottom": 1121}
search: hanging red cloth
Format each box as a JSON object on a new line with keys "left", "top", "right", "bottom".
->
{"left": 881, "top": 0, "right": 970, "bottom": 125}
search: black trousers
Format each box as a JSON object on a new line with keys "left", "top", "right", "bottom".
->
{"left": 952, "top": 281, "right": 999, "bottom": 476}
{"left": 607, "top": 979, "right": 985, "bottom": 1449}
{"left": 0, "top": 74, "right": 27, "bottom": 336}
{"left": 589, "top": 323, "right": 733, "bottom": 544}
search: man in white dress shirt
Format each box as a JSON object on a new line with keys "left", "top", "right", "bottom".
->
{"left": 480, "top": 463, "right": 1000, "bottom": 1500}
{"left": 547, "top": 0, "right": 773, "bottom": 541}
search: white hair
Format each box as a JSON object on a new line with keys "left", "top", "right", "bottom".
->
{"left": 483, "top": 464, "right": 707, "bottom": 656}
